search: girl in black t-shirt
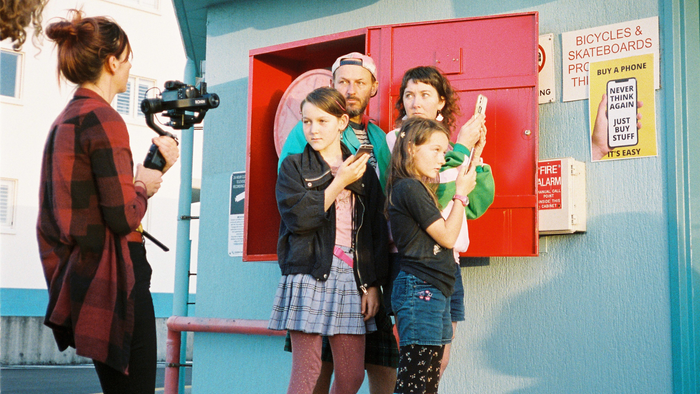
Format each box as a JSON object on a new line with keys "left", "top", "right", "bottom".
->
{"left": 386, "top": 117, "right": 477, "bottom": 394}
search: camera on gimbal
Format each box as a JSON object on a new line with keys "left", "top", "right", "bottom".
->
{"left": 140, "top": 80, "right": 220, "bottom": 171}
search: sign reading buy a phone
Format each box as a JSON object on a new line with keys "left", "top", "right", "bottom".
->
{"left": 589, "top": 53, "right": 657, "bottom": 161}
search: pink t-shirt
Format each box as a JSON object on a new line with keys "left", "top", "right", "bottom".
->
{"left": 334, "top": 189, "right": 353, "bottom": 247}
{"left": 331, "top": 166, "right": 354, "bottom": 248}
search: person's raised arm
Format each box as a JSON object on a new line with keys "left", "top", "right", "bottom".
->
{"left": 426, "top": 164, "right": 477, "bottom": 248}
{"left": 151, "top": 135, "right": 179, "bottom": 174}
{"left": 455, "top": 113, "right": 485, "bottom": 151}
{"left": 88, "top": 110, "right": 150, "bottom": 235}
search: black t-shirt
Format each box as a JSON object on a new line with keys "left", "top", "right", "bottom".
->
{"left": 387, "top": 178, "right": 456, "bottom": 297}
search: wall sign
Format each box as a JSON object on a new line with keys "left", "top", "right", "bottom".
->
{"left": 228, "top": 171, "right": 246, "bottom": 257}
{"left": 539, "top": 34, "right": 555, "bottom": 104}
{"left": 538, "top": 160, "right": 562, "bottom": 210}
{"left": 589, "top": 53, "right": 657, "bottom": 161}
{"left": 538, "top": 158, "right": 586, "bottom": 235}
{"left": 561, "top": 16, "right": 659, "bottom": 102}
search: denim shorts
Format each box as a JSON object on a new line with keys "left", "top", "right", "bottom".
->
{"left": 450, "top": 263, "right": 466, "bottom": 322}
{"left": 391, "top": 271, "right": 452, "bottom": 347}
{"left": 386, "top": 255, "right": 466, "bottom": 324}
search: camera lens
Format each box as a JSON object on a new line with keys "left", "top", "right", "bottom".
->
{"left": 141, "top": 98, "right": 161, "bottom": 114}
{"left": 208, "top": 94, "right": 220, "bottom": 108}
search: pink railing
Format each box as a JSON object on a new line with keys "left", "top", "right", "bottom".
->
{"left": 164, "top": 316, "right": 285, "bottom": 394}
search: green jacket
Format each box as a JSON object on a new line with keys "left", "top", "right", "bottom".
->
{"left": 278, "top": 121, "right": 391, "bottom": 190}
{"left": 437, "top": 143, "right": 495, "bottom": 220}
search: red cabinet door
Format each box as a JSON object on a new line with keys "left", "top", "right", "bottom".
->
{"left": 244, "top": 13, "right": 539, "bottom": 261}
{"left": 369, "top": 12, "right": 539, "bottom": 256}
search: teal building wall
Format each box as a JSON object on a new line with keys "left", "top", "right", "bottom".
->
{"left": 188, "top": 0, "right": 698, "bottom": 392}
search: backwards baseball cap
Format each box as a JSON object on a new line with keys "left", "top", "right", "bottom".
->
{"left": 331, "top": 52, "right": 378, "bottom": 81}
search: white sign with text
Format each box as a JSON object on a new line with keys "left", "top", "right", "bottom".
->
{"left": 539, "top": 33, "right": 556, "bottom": 104}
{"left": 561, "top": 16, "right": 659, "bottom": 102}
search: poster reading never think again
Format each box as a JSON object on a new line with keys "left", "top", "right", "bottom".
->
{"left": 589, "top": 53, "right": 656, "bottom": 162}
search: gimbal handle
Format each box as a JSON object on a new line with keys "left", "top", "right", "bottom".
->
{"left": 144, "top": 112, "right": 179, "bottom": 143}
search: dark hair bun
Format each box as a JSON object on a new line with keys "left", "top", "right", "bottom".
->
{"left": 46, "top": 10, "right": 129, "bottom": 85}
{"left": 45, "top": 19, "right": 79, "bottom": 45}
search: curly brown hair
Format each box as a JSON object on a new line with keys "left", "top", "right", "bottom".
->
{"left": 395, "top": 66, "right": 461, "bottom": 135}
{"left": 0, "top": 0, "right": 48, "bottom": 50}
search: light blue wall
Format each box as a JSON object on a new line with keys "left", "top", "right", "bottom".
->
{"left": 0, "top": 288, "right": 192, "bottom": 318}
{"left": 194, "top": 0, "right": 673, "bottom": 392}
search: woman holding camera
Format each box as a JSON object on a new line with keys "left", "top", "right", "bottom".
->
{"left": 38, "top": 11, "right": 178, "bottom": 393}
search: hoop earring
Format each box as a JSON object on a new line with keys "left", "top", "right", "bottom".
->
{"left": 436, "top": 110, "right": 444, "bottom": 122}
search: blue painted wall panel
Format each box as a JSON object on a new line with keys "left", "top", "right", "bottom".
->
{"left": 0, "top": 288, "right": 191, "bottom": 318}
{"left": 194, "top": 0, "right": 672, "bottom": 392}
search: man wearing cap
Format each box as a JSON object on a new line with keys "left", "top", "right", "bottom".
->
{"left": 277, "top": 52, "right": 397, "bottom": 394}
{"left": 278, "top": 52, "right": 391, "bottom": 190}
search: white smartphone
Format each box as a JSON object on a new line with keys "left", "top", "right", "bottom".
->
{"left": 474, "top": 94, "right": 488, "bottom": 116}
{"left": 464, "top": 94, "right": 488, "bottom": 170}
{"left": 606, "top": 77, "right": 638, "bottom": 148}
{"left": 354, "top": 144, "right": 373, "bottom": 162}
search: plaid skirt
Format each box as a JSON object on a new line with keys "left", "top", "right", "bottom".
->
{"left": 269, "top": 246, "right": 376, "bottom": 336}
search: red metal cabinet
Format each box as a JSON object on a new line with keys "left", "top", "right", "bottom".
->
{"left": 244, "top": 12, "right": 539, "bottom": 261}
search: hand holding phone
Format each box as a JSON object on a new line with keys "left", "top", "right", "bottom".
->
{"left": 463, "top": 95, "right": 488, "bottom": 169}
{"left": 354, "top": 144, "right": 373, "bottom": 162}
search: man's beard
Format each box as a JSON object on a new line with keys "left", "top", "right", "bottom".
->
{"left": 346, "top": 96, "right": 368, "bottom": 118}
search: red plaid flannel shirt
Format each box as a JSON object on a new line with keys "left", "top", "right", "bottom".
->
{"left": 37, "top": 88, "right": 148, "bottom": 373}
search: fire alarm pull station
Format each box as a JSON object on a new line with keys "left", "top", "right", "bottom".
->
{"left": 538, "top": 158, "right": 586, "bottom": 235}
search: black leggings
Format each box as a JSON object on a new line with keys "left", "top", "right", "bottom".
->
{"left": 93, "top": 242, "right": 157, "bottom": 394}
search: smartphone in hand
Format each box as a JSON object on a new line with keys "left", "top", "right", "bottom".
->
{"left": 463, "top": 94, "right": 488, "bottom": 170}
{"left": 606, "top": 78, "right": 638, "bottom": 148}
{"left": 354, "top": 144, "right": 373, "bottom": 162}
{"left": 474, "top": 94, "right": 488, "bottom": 116}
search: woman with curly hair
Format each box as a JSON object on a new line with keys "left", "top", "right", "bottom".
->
{"left": 0, "top": 0, "right": 48, "bottom": 49}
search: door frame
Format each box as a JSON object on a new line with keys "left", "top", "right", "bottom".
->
{"left": 663, "top": 0, "right": 699, "bottom": 393}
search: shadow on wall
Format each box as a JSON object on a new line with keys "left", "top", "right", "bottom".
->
{"left": 209, "top": 0, "right": 380, "bottom": 35}
{"left": 478, "top": 212, "right": 671, "bottom": 393}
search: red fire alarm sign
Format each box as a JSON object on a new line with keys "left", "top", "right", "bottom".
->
{"left": 538, "top": 159, "right": 563, "bottom": 210}
{"left": 538, "top": 158, "right": 586, "bottom": 234}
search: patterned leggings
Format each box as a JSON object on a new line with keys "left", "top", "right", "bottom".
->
{"left": 394, "top": 344, "right": 445, "bottom": 394}
{"left": 287, "top": 331, "right": 365, "bottom": 394}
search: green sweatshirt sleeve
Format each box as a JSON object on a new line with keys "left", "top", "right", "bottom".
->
{"left": 436, "top": 143, "right": 495, "bottom": 219}
{"left": 366, "top": 123, "right": 391, "bottom": 191}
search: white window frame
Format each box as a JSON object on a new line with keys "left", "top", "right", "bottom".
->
{"left": 1, "top": 49, "right": 24, "bottom": 104}
{"left": 112, "top": 76, "right": 156, "bottom": 121}
{"left": 1, "top": 178, "right": 18, "bottom": 234}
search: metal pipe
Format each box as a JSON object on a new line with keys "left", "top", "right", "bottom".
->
{"left": 163, "top": 317, "right": 285, "bottom": 394}
{"left": 172, "top": 57, "right": 197, "bottom": 394}
{"left": 164, "top": 324, "right": 183, "bottom": 394}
